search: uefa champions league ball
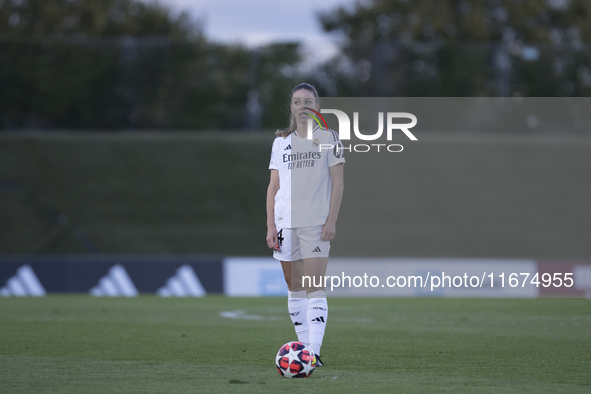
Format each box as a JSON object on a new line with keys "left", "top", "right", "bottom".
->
{"left": 275, "top": 341, "right": 316, "bottom": 378}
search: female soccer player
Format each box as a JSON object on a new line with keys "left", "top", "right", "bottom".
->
{"left": 266, "top": 83, "right": 345, "bottom": 367}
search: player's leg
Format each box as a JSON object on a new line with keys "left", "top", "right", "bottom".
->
{"left": 277, "top": 229, "right": 309, "bottom": 346}
{"left": 280, "top": 260, "right": 293, "bottom": 291}
{"left": 276, "top": 228, "right": 294, "bottom": 288}
{"left": 304, "top": 256, "right": 328, "bottom": 363}
{"left": 285, "top": 259, "right": 308, "bottom": 345}
{"left": 298, "top": 226, "right": 330, "bottom": 365}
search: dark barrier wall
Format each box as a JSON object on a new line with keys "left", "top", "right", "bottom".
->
{"left": 0, "top": 255, "right": 223, "bottom": 295}
{"left": 1, "top": 133, "right": 590, "bottom": 259}
{"left": 0, "top": 133, "right": 273, "bottom": 256}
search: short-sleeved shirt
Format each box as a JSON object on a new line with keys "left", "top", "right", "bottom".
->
{"left": 269, "top": 126, "right": 345, "bottom": 228}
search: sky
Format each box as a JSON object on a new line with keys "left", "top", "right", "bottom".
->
{"left": 151, "top": 0, "right": 357, "bottom": 57}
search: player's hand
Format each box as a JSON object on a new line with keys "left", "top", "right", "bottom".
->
{"left": 266, "top": 226, "right": 281, "bottom": 251}
{"left": 321, "top": 222, "right": 336, "bottom": 241}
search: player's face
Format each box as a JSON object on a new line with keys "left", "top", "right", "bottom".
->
{"left": 290, "top": 90, "right": 318, "bottom": 124}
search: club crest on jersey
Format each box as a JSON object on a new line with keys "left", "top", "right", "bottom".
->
{"left": 312, "top": 139, "right": 319, "bottom": 147}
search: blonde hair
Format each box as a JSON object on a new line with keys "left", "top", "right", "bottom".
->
{"left": 276, "top": 83, "right": 319, "bottom": 138}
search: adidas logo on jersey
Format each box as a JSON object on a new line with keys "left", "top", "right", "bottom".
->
{"left": 312, "top": 316, "right": 325, "bottom": 323}
{"left": 284, "top": 144, "right": 291, "bottom": 150}
{"left": 157, "top": 264, "right": 206, "bottom": 297}
{"left": 89, "top": 264, "right": 138, "bottom": 297}
{"left": 313, "top": 247, "right": 321, "bottom": 253}
{"left": 0, "top": 265, "right": 46, "bottom": 297}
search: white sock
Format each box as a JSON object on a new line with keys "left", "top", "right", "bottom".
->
{"left": 307, "top": 290, "right": 327, "bottom": 355}
{"left": 288, "top": 290, "right": 309, "bottom": 345}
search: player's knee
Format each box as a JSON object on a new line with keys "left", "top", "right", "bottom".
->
{"left": 290, "top": 290, "right": 306, "bottom": 299}
{"left": 304, "top": 274, "right": 326, "bottom": 292}
{"left": 307, "top": 289, "right": 326, "bottom": 299}
{"left": 284, "top": 276, "right": 292, "bottom": 290}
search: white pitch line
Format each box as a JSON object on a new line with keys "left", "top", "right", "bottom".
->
{"left": 219, "top": 309, "right": 281, "bottom": 321}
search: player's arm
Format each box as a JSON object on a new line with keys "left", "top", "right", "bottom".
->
{"left": 321, "top": 163, "right": 344, "bottom": 241}
{"left": 266, "top": 169, "right": 281, "bottom": 251}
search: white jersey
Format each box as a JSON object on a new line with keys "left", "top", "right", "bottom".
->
{"left": 269, "top": 126, "right": 345, "bottom": 228}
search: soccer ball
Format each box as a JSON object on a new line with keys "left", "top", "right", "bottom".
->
{"left": 275, "top": 341, "right": 316, "bottom": 378}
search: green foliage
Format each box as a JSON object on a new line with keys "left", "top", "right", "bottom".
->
{"left": 0, "top": 0, "right": 302, "bottom": 130}
{"left": 0, "top": 0, "right": 196, "bottom": 38}
{"left": 315, "top": 0, "right": 591, "bottom": 96}
{"left": 320, "top": 0, "right": 591, "bottom": 44}
{"left": 3, "top": 0, "right": 590, "bottom": 129}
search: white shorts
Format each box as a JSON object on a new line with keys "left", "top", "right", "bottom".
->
{"left": 273, "top": 226, "right": 330, "bottom": 261}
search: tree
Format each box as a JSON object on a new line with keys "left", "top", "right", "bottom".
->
{"left": 316, "top": 0, "right": 591, "bottom": 96}
{"left": 0, "top": 0, "right": 304, "bottom": 130}
{"left": 0, "top": 0, "right": 206, "bottom": 129}
{"left": 0, "top": 0, "right": 196, "bottom": 38}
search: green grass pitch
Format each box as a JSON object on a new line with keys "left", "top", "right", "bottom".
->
{"left": 0, "top": 296, "right": 589, "bottom": 393}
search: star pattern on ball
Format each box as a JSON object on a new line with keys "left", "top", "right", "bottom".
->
{"left": 286, "top": 346, "right": 300, "bottom": 365}
{"left": 301, "top": 356, "right": 315, "bottom": 375}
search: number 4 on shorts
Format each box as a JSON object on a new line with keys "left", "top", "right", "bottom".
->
{"left": 277, "top": 229, "right": 284, "bottom": 246}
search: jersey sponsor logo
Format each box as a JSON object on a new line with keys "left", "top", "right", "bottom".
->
{"left": 283, "top": 151, "right": 321, "bottom": 162}
{"left": 157, "top": 264, "right": 206, "bottom": 297}
{"left": 284, "top": 151, "right": 322, "bottom": 170}
{"left": 284, "top": 144, "right": 291, "bottom": 150}
{"left": 0, "top": 265, "right": 46, "bottom": 297}
{"left": 89, "top": 264, "right": 138, "bottom": 297}
{"left": 288, "top": 160, "right": 315, "bottom": 170}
